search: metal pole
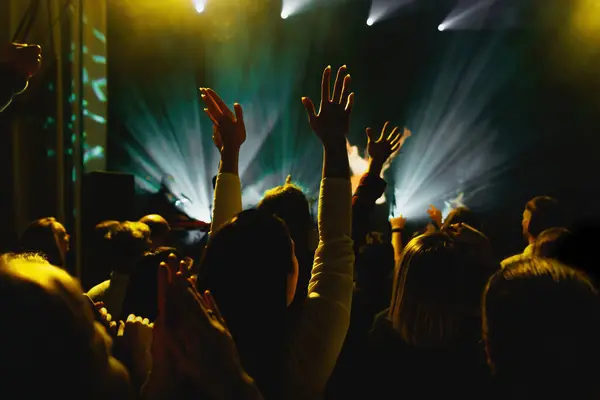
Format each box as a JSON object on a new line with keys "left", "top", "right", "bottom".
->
{"left": 52, "top": 0, "right": 66, "bottom": 225}
{"left": 72, "top": 0, "right": 84, "bottom": 279}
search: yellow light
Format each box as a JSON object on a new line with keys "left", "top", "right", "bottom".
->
{"left": 572, "top": 0, "right": 600, "bottom": 40}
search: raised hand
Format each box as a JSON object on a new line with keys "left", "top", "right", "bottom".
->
{"left": 2, "top": 43, "right": 42, "bottom": 78}
{"left": 200, "top": 88, "right": 246, "bottom": 152}
{"left": 390, "top": 215, "right": 407, "bottom": 231}
{"left": 427, "top": 205, "right": 443, "bottom": 228}
{"left": 116, "top": 314, "right": 154, "bottom": 391}
{"left": 367, "top": 122, "right": 403, "bottom": 166}
{"left": 149, "top": 253, "right": 253, "bottom": 399}
{"left": 302, "top": 65, "right": 355, "bottom": 146}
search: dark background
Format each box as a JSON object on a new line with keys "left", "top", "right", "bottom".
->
{"left": 1, "top": 0, "right": 599, "bottom": 262}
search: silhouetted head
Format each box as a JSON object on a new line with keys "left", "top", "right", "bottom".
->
{"left": 356, "top": 232, "right": 395, "bottom": 298}
{"left": 483, "top": 259, "right": 600, "bottom": 399}
{"left": 442, "top": 207, "right": 482, "bottom": 233}
{"left": 522, "top": 197, "right": 565, "bottom": 243}
{"left": 197, "top": 209, "right": 298, "bottom": 397}
{"left": 120, "top": 246, "right": 180, "bottom": 321}
{"left": 104, "top": 222, "right": 151, "bottom": 274}
{"left": 389, "top": 226, "right": 495, "bottom": 348}
{"left": 19, "top": 217, "right": 69, "bottom": 267}
{"left": 139, "top": 214, "right": 171, "bottom": 248}
{"left": 533, "top": 227, "right": 571, "bottom": 260}
{"left": 258, "top": 179, "right": 315, "bottom": 307}
{"left": 0, "top": 253, "right": 130, "bottom": 398}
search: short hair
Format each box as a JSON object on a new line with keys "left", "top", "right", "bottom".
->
{"left": 525, "top": 196, "right": 565, "bottom": 238}
{"left": 104, "top": 221, "right": 151, "bottom": 273}
{"left": 483, "top": 259, "right": 600, "bottom": 397}
{"left": 389, "top": 229, "right": 495, "bottom": 348}
{"left": 19, "top": 217, "right": 64, "bottom": 267}
{"left": 139, "top": 214, "right": 170, "bottom": 245}
{"left": 533, "top": 227, "right": 571, "bottom": 259}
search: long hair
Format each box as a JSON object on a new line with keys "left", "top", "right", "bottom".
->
{"left": 389, "top": 230, "right": 493, "bottom": 348}
{"left": 19, "top": 217, "right": 64, "bottom": 267}
{"left": 483, "top": 259, "right": 600, "bottom": 398}
{"left": 258, "top": 181, "right": 315, "bottom": 309}
{"left": 197, "top": 209, "right": 293, "bottom": 398}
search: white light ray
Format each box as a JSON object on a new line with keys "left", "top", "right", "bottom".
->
{"left": 439, "top": 0, "right": 499, "bottom": 31}
{"left": 282, "top": 0, "right": 314, "bottom": 18}
{"left": 368, "top": 0, "right": 415, "bottom": 26}
{"left": 390, "top": 36, "right": 512, "bottom": 220}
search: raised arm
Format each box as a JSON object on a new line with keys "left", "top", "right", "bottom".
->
{"left": 352, "top": 123, "right": 404, "bottom": 254}
{"left": 0, "top": 43, "right": 41, "bottom": 113}
{"left": 284, "top": 66, "right": 355, "bottom": 396}
{"left": 200, "top": 88, "right": 245, "bottom": 236}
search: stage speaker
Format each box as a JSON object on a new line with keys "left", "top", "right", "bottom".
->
{"left": 81, "top": 171, "right": 136, "bottom": 289}
{"left": 82, "top": 171, "right": 136, "bottom": 227}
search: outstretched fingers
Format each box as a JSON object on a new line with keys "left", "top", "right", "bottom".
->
{"left": 321, "top": 66, "right": 332, "bottom": 107}
{"left": 302, "top": 97, "right": 317, "bottom": 125}
{"left": 345, "top": 92, "right": 355, "bottom": 114}
{"left": 205, "top": 88, "right": 234, "bottom": 119}
{"left": 332, "top": 65, "right": 348, "bottom": 104}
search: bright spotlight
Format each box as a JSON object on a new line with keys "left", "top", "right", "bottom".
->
{"left": 367, "top": 18, "right": 374, "bottom": 26}
{"left": 194, "top": 0, "right": 205, "bottom": 13}
{"left": 438, "top": 24, "right": 445, "bottom": 31}
{"left": 281, "top": 11, "right": 289, "bottom": 19}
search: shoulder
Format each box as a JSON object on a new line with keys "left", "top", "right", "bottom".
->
{"left": 86, "top": 279, "right": 111, "bottom": 299}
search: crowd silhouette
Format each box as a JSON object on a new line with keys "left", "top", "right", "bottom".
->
{"left": 1, "top": 42, "right": 599, "bottom": 399}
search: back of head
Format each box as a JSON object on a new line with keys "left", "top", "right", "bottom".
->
{"left": 104, "top": 221, "right": 151, "bottom": 274}
{"left": 19, "top": 217, "right": 63, "bottom": 266}
{"left": 0, "top": 253, "right": 128, "bottom": 398}
{"left": 533, "top": 227, "right": 571, "bottom": 260}
{"left": 525, "top": 196, "right": 566, "bottom": 238}
{"left": 389, "top": 228, "right": 494, "bottom": 348}
{"left": 258, "top": 181, "right": 315, "bottom": 311}
{"left": 442, "top": 207, "right": 482, "bottom": 233}
{"left": 356, "top": 233, "right": 395, "bottom": 293}
{"left": 120, "top": 246, "right": 179, "bottom": 321}
{"left": 139, "top": 214, "right": 171, "bottom": 248}
{"left": 483, "top": 259, "right": 600, "bottom": 398}
{"left": 258, "top": 180, "right": 313, "bottom": 252}
{"left": 198, "top": 209, "right": 292, "bottom": 397}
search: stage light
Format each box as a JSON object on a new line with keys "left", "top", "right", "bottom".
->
{"left": 194, "top": 0, "right": 205, "bottom": 13}
{"left": 389, "top": 36, "right": 512, "bottom": 220}
{"left": 281, "top": 11, "right": 289, "bottom": 19}
{"left": 438, "top": 24, "right": 445, "bottom": 31}
{"left": 368, "top": 0, "right": 414, "bottom": 27}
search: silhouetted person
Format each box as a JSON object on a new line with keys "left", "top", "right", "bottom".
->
{"left": 139, "top": 214, "right": 171, "bottom": 248}
{"left": 356, "top": 227, "right": 496, "bottom": 399}
{"left": 19, "top": 217, "right": 69, "bottom": 269}
{"left": 483, "top": 259, "right": 600, "bottom": 399}
{"left": 119, "top": 246, "right": 180, "bottom": 321}
{"left": 502, "top": 196, "right": 566, "bottom": 267}
{"left": 0, "top": 253, "right": 131, "bottom": 398}
{"left": 257, "top": 176, "right": 317, "bottom": 312}
{"left": 87, "top": 221, "right": 151, "bottom": 318}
